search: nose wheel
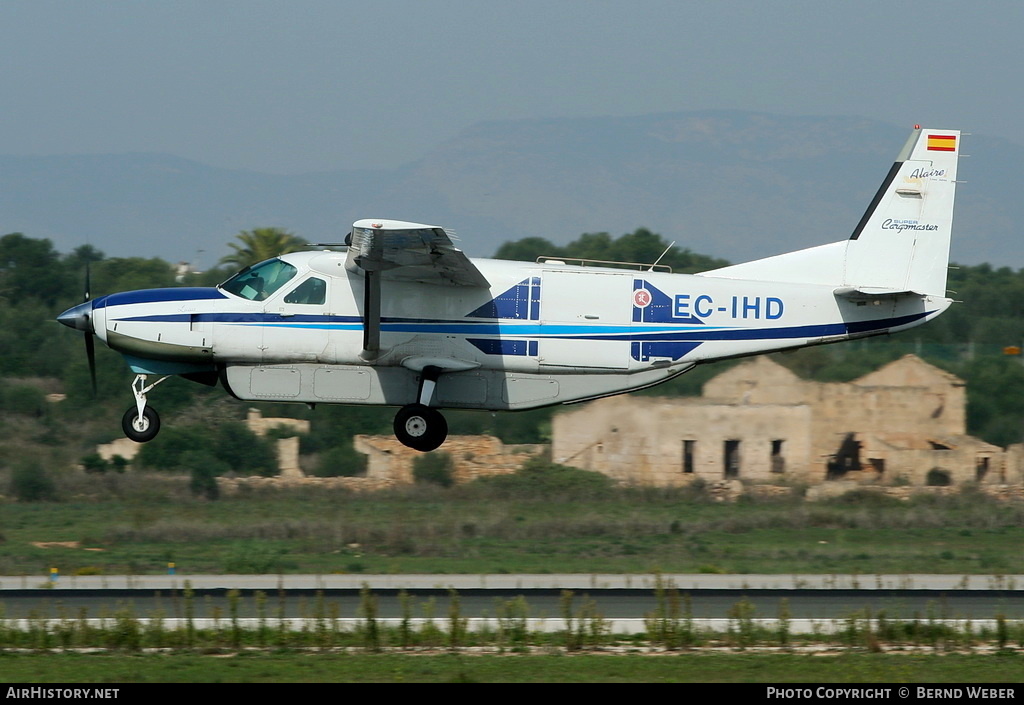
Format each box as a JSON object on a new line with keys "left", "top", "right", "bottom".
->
{"left": 122, "top": 374, "right": 169, "bottom": 443}
{"left": 122, "top": 405, "right": 161, "bottom": 443}
{"left": 394, "top": 404, "right": 448, "bottom": 452}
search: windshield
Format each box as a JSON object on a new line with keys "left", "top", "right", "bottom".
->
{"left": 220, "top": 258, "right": 298, "bottom": 301}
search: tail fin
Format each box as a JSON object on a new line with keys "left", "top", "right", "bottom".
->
{"left": 843, "top": 127, "right": 959, "bottom": 296}
{"left": 700, "top": 127, "right": 960, "bottom": 297}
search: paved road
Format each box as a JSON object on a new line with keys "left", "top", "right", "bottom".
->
{"left": 2, "top": 574, "right": 1022, "bottom": 620}
{"left": 4, "top": 573, "right": 1022, "bottom": 592}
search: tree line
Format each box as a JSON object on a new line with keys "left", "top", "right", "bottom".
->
{"left": 3, "top": 225, "right": 1024, "bottom": 500}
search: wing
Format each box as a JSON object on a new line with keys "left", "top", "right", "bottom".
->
{"left": 345, "top": 219, "right": 490, "bottom": 360}
{"left": 345, "top": 219, "right": 489, "bottom": 287}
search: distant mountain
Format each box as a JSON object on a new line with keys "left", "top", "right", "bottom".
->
{"left": 0, "top": 111, "right": 1018, "bottom": 267}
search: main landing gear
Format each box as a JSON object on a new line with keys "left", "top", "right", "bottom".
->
{"left": 393, "top": 404, "right": 448, "bottom": 452}
{"left": 393, "top": 365, "right": 449, "bottom": 452}
{"left": 121, "top": 374, "right": 169, "bottom": 443}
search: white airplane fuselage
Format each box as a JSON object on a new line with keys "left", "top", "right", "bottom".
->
{"left": 86, "top": 253, "right": 948, "bottom": 412}
{"left": 58, "top": 126, "right": 961, "bottom": 450}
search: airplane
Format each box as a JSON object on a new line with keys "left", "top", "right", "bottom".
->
{"left": 58, "top": 126, "right": 961, "bottom": 452}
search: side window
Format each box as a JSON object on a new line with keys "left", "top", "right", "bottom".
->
{"left": 284, "top": 277, "right": 327, "bottom": 305}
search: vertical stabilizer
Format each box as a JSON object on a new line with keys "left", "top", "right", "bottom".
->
{"left": 843, "top": 127, "right": 960, "bottom": 296}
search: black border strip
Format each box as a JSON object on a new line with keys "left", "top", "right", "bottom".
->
{"left": 849, "top": 161, "right": 902, "bottom": 240}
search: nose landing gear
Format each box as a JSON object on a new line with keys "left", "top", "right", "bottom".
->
{"left": 121, "top": 374, "right": 169, "bottom": 443}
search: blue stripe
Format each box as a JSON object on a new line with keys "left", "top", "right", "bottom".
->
{"left": 114, "top": 310, "right": 714, "bottom": 336}
{"left": 110, "top": 310, "right": 931, "bottom": 345}
{"left": 96, "top": 288, "right": 226, "bottom": 308}
{"left": 467, "top": 338, "right": 530, "bottom": 356}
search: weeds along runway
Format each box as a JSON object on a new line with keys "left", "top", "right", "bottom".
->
{"left": 1, "top": 573, "right": 1022, "bottom": 620}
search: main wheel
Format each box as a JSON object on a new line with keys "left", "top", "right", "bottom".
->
{"left": 122, "top": 405, "right": 160, "bottom": 443}
{"left": 393, "top": 404, "right": 448, "bottom": 452}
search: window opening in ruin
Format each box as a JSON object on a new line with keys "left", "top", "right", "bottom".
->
{"left": 868, "top": 458, "right": 885, "bottom": 474}
{"left": 976, "top": 456, "right": 990, "bottom": 482}
{"left": 682, "top": 440, "right": 695, "bottom": 474}
{"left": 770, "top": 439, "right": 785, "bottom": 473}
{"left": 926, "top": 468, "right": 952, "bottom": 486}
{"left": 826, "top": 433, "right": 861, "bottom": 480}
{"left": 723, "top": 440, "right": 740, "bottom": 478}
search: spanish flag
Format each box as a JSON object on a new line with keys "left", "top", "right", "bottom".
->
{"left": 927, "top": 134, "right": 957, "bottom": 152}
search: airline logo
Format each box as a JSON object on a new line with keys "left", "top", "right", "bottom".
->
{"left": 927, "top": 134, "right": 957, "bottom": 152}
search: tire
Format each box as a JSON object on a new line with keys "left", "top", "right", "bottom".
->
{"left": 393, "top": 404, "right": 448, "bottom": 452}
{"left": 122, "top": 405, "right": 161, "bottom": 443}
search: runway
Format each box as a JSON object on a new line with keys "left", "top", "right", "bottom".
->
{"left": 2, "top": 573, "right": 1022, "bottom": 621}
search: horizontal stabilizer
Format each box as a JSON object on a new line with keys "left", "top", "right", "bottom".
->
{"left": 833, "top": 286, "right": 927, "bottom": 301}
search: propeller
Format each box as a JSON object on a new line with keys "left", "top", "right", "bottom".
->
{"left": 84, "top": 262, "right": 96, "bottom": 394}
{"left": 56, "top": 261, "right": 97, "bottom": 395}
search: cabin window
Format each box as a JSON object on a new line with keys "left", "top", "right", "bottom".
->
{"left": 284, "top": 277, "right": 327, "bottom": 305}
{"left": 220, "top": 258, "right": 298, "bottom": 301}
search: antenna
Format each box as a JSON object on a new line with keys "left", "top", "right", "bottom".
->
{"left": 648, "top": 241, "right": 675, "bottom": 271}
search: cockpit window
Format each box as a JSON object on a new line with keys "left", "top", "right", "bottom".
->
{"left": 284, "top": 277, "right": 327, "bottom": 305}
{"left": 220, "top": 258, "right": 298, "bottom": 301}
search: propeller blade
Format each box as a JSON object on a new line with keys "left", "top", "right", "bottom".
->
{"left": 57, "top": 262, "right": 99, "bottom": 396}
{"left": 84, "top": 326, "right": 97, "bottom": 395}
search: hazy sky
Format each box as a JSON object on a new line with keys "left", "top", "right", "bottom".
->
{"left": 1, "top": 1, "right": 1019, "bottom": 174}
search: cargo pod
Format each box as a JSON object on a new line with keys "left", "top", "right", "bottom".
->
{"left": 540, "top": 269, "right": 632, "bottom": 369}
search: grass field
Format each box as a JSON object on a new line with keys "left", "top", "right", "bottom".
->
{"left": 3, "top": 473, "right": 1024, "bottom": 683}
{"left": 1, "top": 651, "right": 1022, "bottom": 683}
{"left": 1, "top": 475, "right": 1023, "bottom": 576}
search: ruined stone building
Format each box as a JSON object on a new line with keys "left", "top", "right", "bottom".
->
{"left": 96, "top": 407, "right": 310, "bottom": 477}
{"left": 95, "top": 356, "right": 1022, "bottom": 492}
{"left": 552, "top": 355, "right": 1013, "bottom": 487}
{"left": 353, "top": 435, "right": 543, "bottom": 486}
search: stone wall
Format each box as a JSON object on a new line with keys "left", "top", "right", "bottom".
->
{"left": 552, "top": 354, "right": 1007, "bottom": 488}
{"left": 354, "top": 435, "right": 543, "bottom": 485}
{"left": 553, "top": 397, "right": 813, "bottom": 485}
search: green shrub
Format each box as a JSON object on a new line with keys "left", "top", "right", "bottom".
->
{"left": 135, "top": 420, "right": 277, "bottom": 476}
{"left": 136, "top": 425, "right": 216, "bottom": 470}
{"left": 823, "top": 488, "right": 903, "bottom": 507}
{"left": 314, "top": 443, "right": 368, "bottom": 477}
{"left": 468, "top": 458, "right": 614, "bottom": 499}
{"left": 213, "top": 421, "right": 277, "bottom": 476}
{"left": 2, "top": 384, "right": 47, "bottom": 416}
{"left": 9, "top": 459, "right": 58, "bottom": 502}
{"left": 181, "top": 450, "right": 229, "bottom": 500}
{"left": 413, "top": 452, "right": 455, "bottom": 488}
{"left": 80, "top": 453, "right": 108, "bottom": 474}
